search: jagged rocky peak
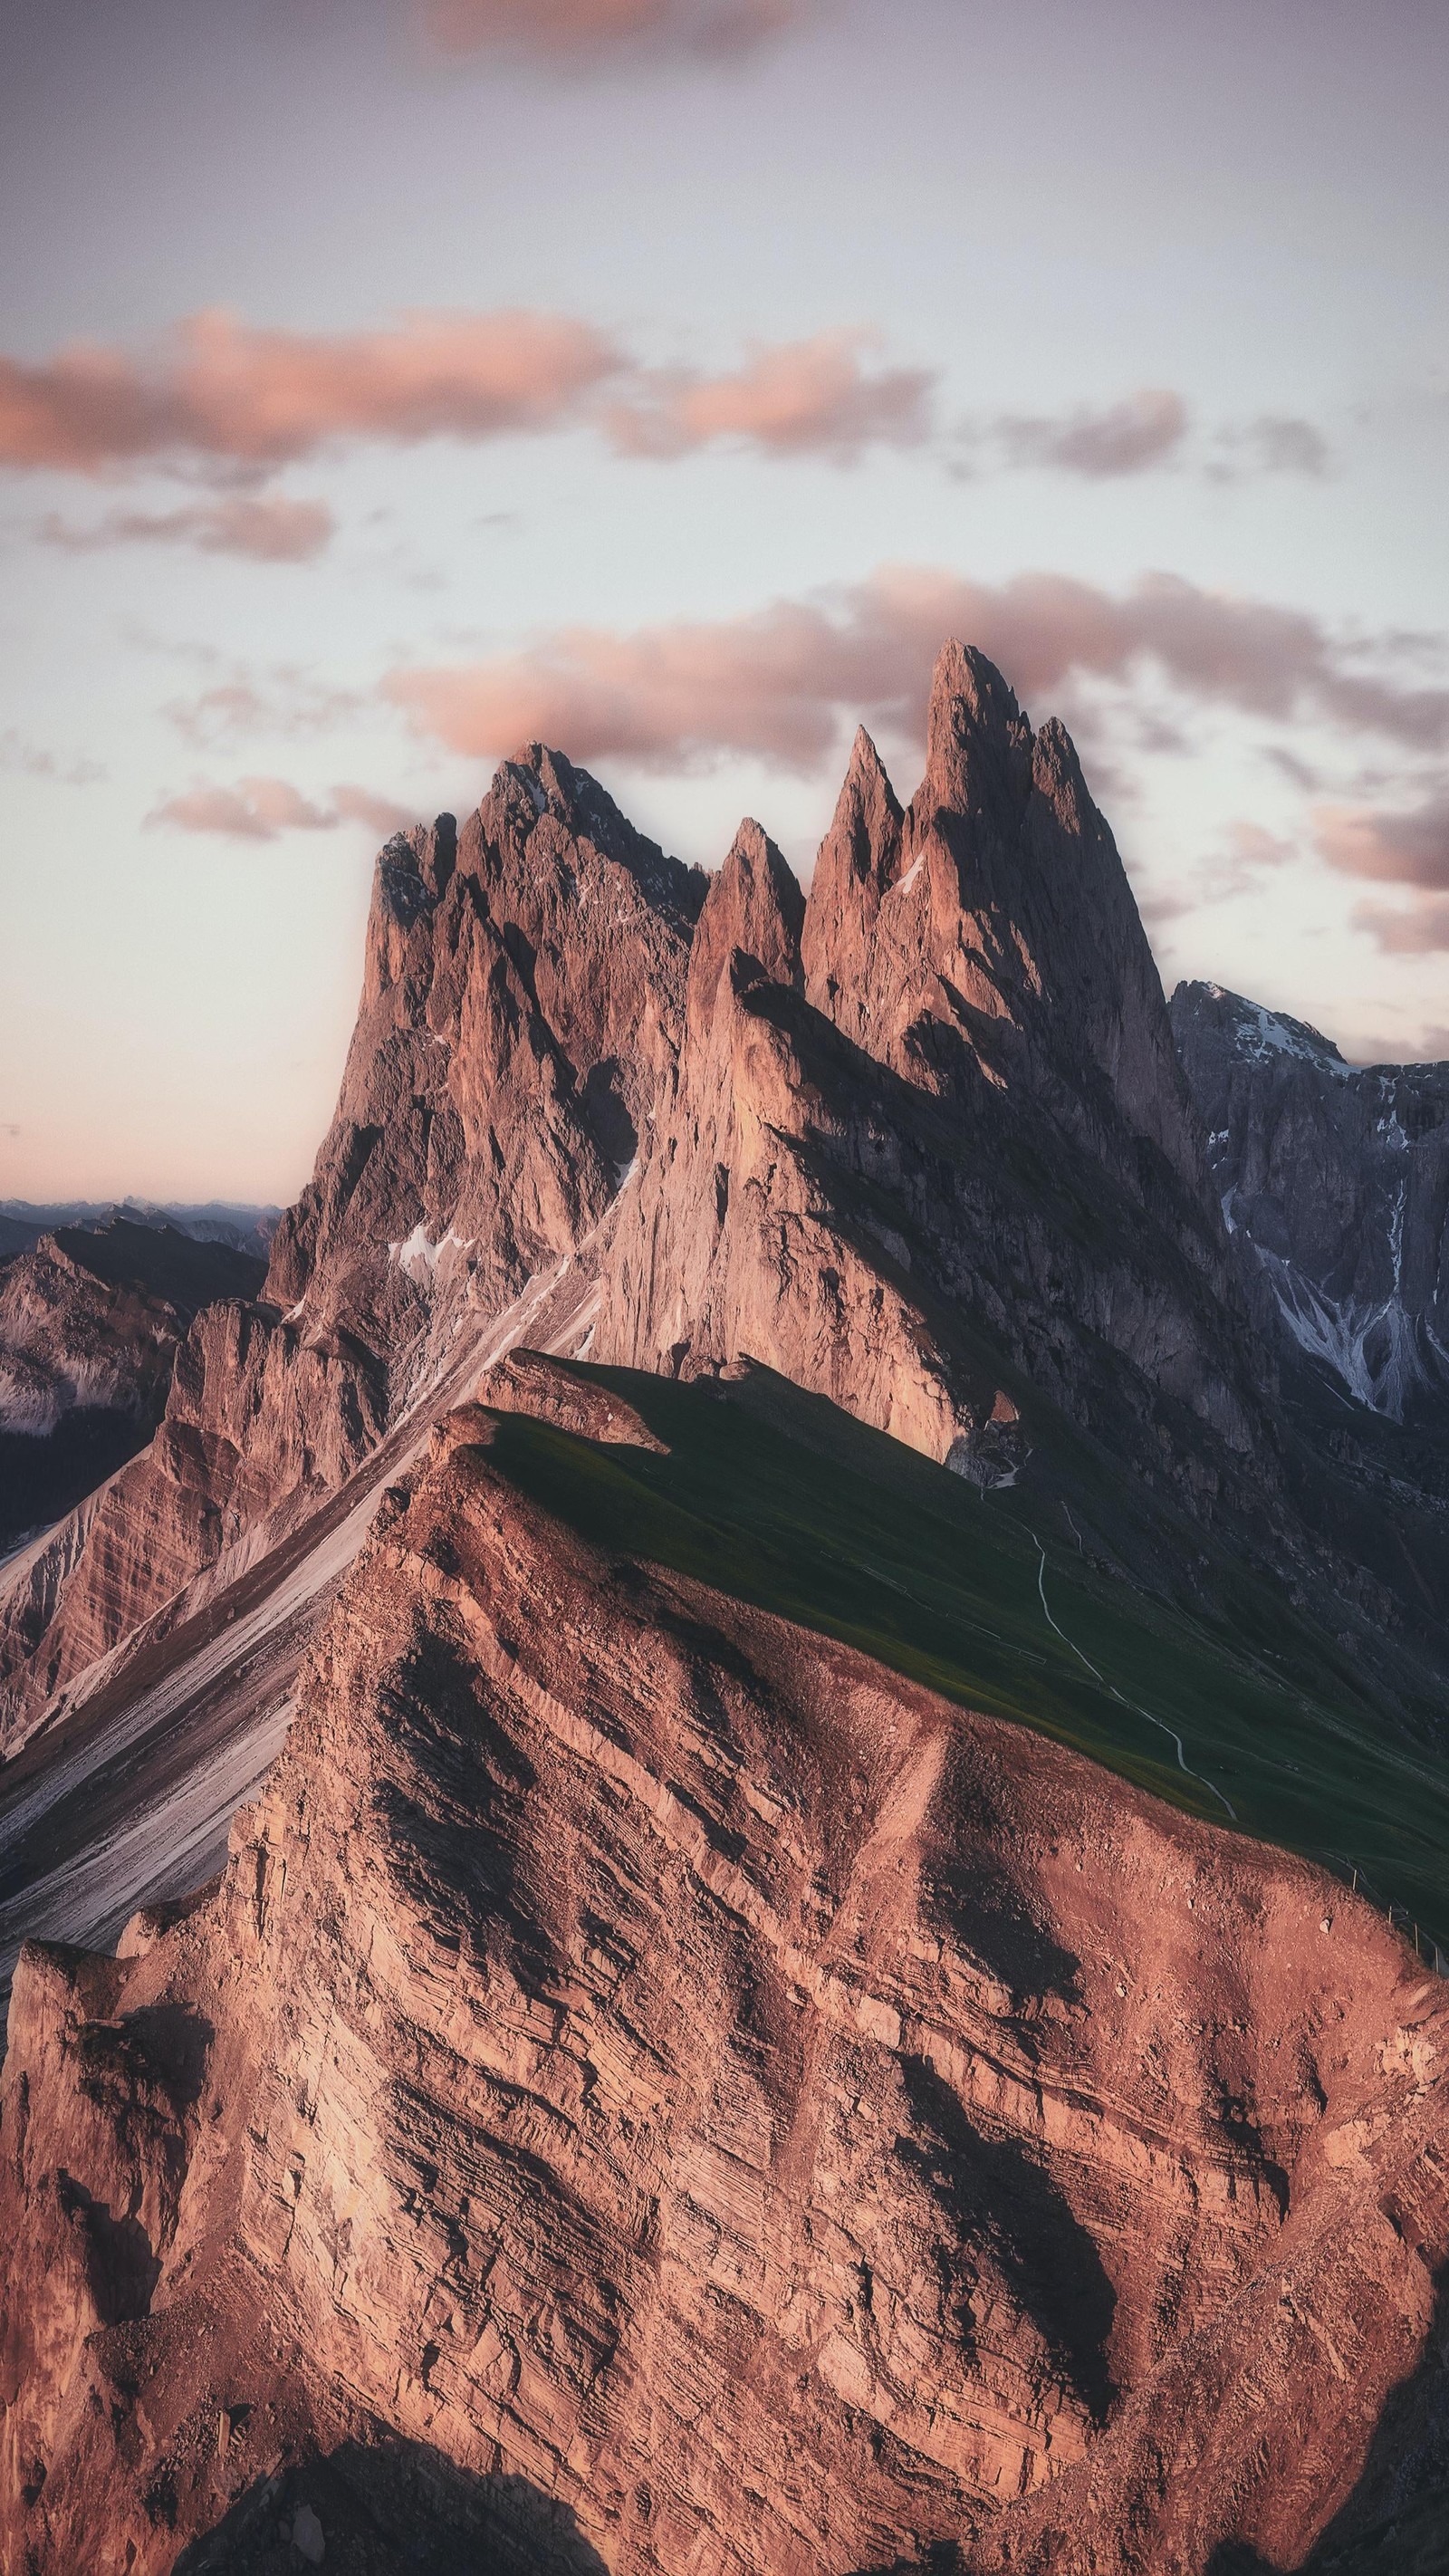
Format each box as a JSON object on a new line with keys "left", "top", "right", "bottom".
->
{"left": 1172, "top": 979, "right": 1449, "bottom": 1421}
{"left": 801, "top": 724, "right": 905, "bottom": 1014}
{"left": 474, "top": 738, "right": 708, "bottom": 929}
{"left": 917, "top": 634, "right": 1036, "bottom": 824}
{"left": 688, "top": 815, "right": 805, "bottom": 1023}
{"left": 797, "top": 641, "right": 1204, "bottom": 1192}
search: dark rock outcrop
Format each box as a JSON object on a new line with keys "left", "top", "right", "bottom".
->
{"left": 1172, "top": 980, "right": 1449, "bottom": 1422}
{"left": 0, "top": 1221, "right": 264, "bottom": 1549}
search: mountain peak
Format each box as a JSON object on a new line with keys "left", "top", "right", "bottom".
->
{"left": 688, "top": 819, "right": 804, "bottom": 1025}
{"left": 922, "top": 638, "right": 1033, "bottom": 815}
{"left": 801, "top": 726, "right": 904, "bottom": 1010}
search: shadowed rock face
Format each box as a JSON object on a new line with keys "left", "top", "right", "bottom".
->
{"left": 0, "top": 1388, "right": 1443, "bottom": 2576}
{"left": 0, "top": 1221, "right": 264, "bottom": 1544}
{"left": 601, "top": 646, "right": 1268, "bottom": 1497}
{"left": 1172, "top": 980, "right": 1449, "bottom": 1424}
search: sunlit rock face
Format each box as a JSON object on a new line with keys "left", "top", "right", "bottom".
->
{"left": 1172, "top": 981, "right": 1449, "bottom": 1422}
{"left": 0, "top": 753, "right": 705, "bottom": 1751}
{"left": 600, "top": 644, "right": 1270, "bottom": 1495}
{"left": 1, "top": 1389, "right": 1444, "bottom": 2576}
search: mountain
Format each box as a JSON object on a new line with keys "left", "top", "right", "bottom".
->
{"left": 2, "top": 645, "right": 1448, "bottom": 2574}
{"left": 1172, "top": 980, "right": 1449, "bottom": 1424}
{"left": 600, "top": 649, "right": 1265, "bottom": 1495}
{"left": 0, "top": 1220, "right": 265, "bottom": 1551}
{"left": 0, "top": 752, "right": 702, "bottom": 1754}
{"left": 1, "top": 1357, "right": 1444, "bottom": 2576}
{"left": 0, "top": 1201, "right": 281, "bottom": 1264}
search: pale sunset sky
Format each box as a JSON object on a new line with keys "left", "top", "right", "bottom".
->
{"left": 1, "top": 0, "right": 1446, "bottom": 1201}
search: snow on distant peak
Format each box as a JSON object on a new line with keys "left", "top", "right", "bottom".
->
{"left": 1208, "top": 987, "right": 1348, "bottom": 1078}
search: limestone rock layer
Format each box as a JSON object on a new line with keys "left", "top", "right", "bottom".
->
{"left": 0, "top": 1399, "right": 1443, "bottom": 2576}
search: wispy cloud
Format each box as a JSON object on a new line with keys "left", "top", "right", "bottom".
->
{"left": 0, "top": 309, "right": 934, "bottom": 484}
{"left": 0, "top": 309, "right": 624, "bottom": 476}
{"left": 1208, "top": 415, "right": 1332, "bottom": 481}
{"left": 384, "top": 565, "right": 1449, "bottom": 773}
{"left": 422, "top": 0, "right": 811, "bottom": 61}
{"left": 38, "top": 495, "right": 335, "bottom": 562}
{"left": 164, "top": 672, "right": 369, "bottom": 747}
{"left": 0, "top": 307, "right": 1339, "bottom": 504}
{"left": 986, "top": 389, "right": 1189, "bottom": 478}
{"left": 955, "top": 393, "right": 1331, "bottom": 484}
{"left": 0, "top": 727, "right": 107, "bottom": 785}
{"left": 1313, "top": 785, "right": 1449, "bottom": 951}
{"left": 147, "top": 776, "right": 414, "bottom": 841}
{"left": 606, "top": 331, "right": 936, "bottom": 460}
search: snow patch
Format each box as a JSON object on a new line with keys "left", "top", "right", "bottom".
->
{"left": 388, "top": 1225, "right": 474, "bottom": 1287}
{"left": 1253, "top": 1242, "right": 1444, "bottom": 1420}
{"left": 1216, "top": 992, "right": 1349, "bottom": 1078}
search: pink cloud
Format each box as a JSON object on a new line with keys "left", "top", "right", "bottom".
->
{"left": 383, "top": 565, "right": 1449, "bottom": 773}
{"left": 38, "top": 495, "right": 334, "bottom": 561}
{"left": 147, "top": 777, "right": 414, "bottom": 841}
{"left": 607, "top": 332, "right": 936, "bottom": 460}
{"left": 165, "top": 676, "right": 369, "bottom": 747}
{"left": 424, "top": 0, "right": 806, "bottom": 59}
{"left": 991, "top": 389, "right": 1189, "bottom": 478}
{"left": 0, "top": 309, "right": 624, "bottom": 476}
{"left": 1314, "top": 791, "right": 1449, "bottom": 891}
{"left": 1351, "top": 897, "right": 1449, "bottom": 954}
{"left": 1313, "top": 790, "right": 1449, "bottom": 953}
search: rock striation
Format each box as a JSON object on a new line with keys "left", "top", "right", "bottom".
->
{"left": 1172, "top": 979, "right": 1449, "bottom": 1423}
{"left": 0, "top": 1380, "right": 1443, "bottom": 2576}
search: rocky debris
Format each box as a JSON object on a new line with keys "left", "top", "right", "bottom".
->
{"left": 0, "top": 1221, "right": 264, "bottom": 1549}
{"left": 1172, "top": 979, "right": 1449, "bottom": 1423}
{"left": 0, "top": 1401, "right": 1444, "bottom": 2575}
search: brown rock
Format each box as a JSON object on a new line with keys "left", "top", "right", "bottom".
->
{"left": 0, "top": 1411, "right": 1443, "bottom": 2574}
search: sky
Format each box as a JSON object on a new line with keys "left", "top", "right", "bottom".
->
{"left": 1, "top": 0, "right": 1446, "bottom": 1204}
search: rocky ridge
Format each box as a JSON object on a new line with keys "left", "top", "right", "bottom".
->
{"left": 600, "top": 648, "right": 1267, "bottom": 1506}
{"left": 0, "top": 754, "right": 703, "bottom": 1751}
{"left": 0, "top": 1370, "right": 1444, "bottom": 2576}
{"left": 2, "top": 643, "right": 1449, "bottom": 2574}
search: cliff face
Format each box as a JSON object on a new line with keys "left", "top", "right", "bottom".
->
{"left": 0, "top": 1378, "right": 1442, "bottom": 2576}
{"left": 0, "top": 1222, "right": 264, "bottom": 1546}
{"left": 1172, "top": 980, "right": 1449, "bottom": 1423}
{"left": 0, "top": 754, "right": 703, "bottom": 1750}
{"left": 265, "top": 751, "right": 705, "bottom": 1378}
{"left": 601, "top": 647, "right": 1267, "bottom": 1500}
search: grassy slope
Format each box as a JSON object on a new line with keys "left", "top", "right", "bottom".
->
{"left": 483, "top": 1361, "right": 1449, "bottom": 1951}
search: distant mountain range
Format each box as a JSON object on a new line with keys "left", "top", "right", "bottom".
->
{"left": 1, "top": 646, "right": 1445, "bottom": 2576}
{"left": 0, "top": 1197, "right": 280, "bottom": 1264}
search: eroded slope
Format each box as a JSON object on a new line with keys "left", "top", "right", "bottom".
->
{"left": 1, "top": 1373, "right": 1444, "bottom": 2576}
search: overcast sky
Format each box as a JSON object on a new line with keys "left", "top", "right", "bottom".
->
{"left": 2, "top": 0, "right": 1446, "bottom": 1201}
